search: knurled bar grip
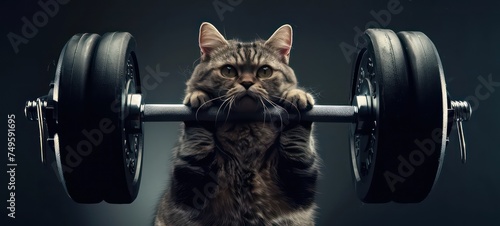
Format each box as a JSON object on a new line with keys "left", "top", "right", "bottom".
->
{"left": 142, "top": 104, "right": 358, "bottom": 123}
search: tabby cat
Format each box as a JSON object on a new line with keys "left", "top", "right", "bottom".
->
{"left": 155, "top": 22, "right": 319, "bottom": 226}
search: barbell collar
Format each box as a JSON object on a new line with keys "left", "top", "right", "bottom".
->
{"left": 126, "top": 94, "right": 143, "bottom": 133}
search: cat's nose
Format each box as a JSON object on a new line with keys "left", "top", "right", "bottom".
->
{"left": 240, "top": 81, "right": 254, "bottom": 90}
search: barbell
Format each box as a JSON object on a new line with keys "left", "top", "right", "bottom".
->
{"left": 24, "top": 29, "right": 471, "bottom": 204}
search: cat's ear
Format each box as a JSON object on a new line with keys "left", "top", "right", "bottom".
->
{"left": 199, "top": 22, "right": 228, "bottom": 58}
{"left": 265, "top": 24, "right": 293, "bottom": 62}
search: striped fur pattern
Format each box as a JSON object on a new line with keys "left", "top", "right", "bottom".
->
{"left": 155, "top": 22, "right": 319, "bottom": 226}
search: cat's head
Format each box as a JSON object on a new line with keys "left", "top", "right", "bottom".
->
{"left": 186, "top": 22, "right": 299, "bottom": 112}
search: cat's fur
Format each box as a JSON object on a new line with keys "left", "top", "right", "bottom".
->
{"left": 155, "top": 22, "right": 319, "bottom": 226}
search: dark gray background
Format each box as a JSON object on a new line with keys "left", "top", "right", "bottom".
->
{"left": 2, "top": 0, "right": 499, "bottom": 225}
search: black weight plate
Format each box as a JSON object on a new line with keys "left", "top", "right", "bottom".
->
{"left": 55, "top": 33, "right": 103, "bottom": 203}
{"left": 350, "top": 29, "right": 411, "bottom": 203}
{"left": 89, "top": 32, "right": 143, "bottom": 204}
{"left": 393, "top": 31, "right": 447, "bottom": 203}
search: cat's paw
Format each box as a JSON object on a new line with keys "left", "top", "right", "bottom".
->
{"left": 183, "top": 90, "right": 212, "bottom": 108}
{"left": 282, "top": 89, "right": 315, "bottom": 110}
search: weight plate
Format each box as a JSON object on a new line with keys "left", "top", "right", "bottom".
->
{"left": 89, "top": 32, "right": 143, "bottom": 203}
{"left": 55, "top": 33, "right": 103, "bottom": 203}
{"left": 350, "top": 29, "right": 411, "bottom": 203}
{"left": 393, "top": 31, "right": 448, "bottom": 203}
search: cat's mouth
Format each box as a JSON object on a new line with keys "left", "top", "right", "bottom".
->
{"left": 233, "top": 94, "right": 261, "bottom": 112}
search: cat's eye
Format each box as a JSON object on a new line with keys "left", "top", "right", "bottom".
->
{"left": 257, "top": 65, "right": 273, "bottom": 78}
{"left": 220, "top": 65, "right": 237, "bottom": 78}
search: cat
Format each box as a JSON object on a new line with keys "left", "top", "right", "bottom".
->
{"left": 155, "top": 22, "right": 319, "bottom": 226}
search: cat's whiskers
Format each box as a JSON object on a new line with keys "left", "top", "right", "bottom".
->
{"left": 225, "top": 87, "right": 242, "bottom": 97}
{"left": 215, "top": 96, "right": 234, "bottom": 125}
{"left": 258, "top": 97, "right": 268, "bottom": 122}
{"left": 261, "top": 95, "right": 288, "bottom": 116}
{"left": 253, "top": 88, "right": 274, "bottom": 123}
{"left": 269, "top": 94, "right": 302, "bottom": 121}
{"left": 195, "top": 96, "right": 225, "bottom": 121}
{"left": 257, "top": 89, "right": 289, "bottom": 126}
{"left": 261, "top": 96, "right": 286, "bottom": 130}
{"left": 259, "top": 97, "right": 280, "bottom": 131}
{"left": 225, "top": 96, "right": 236, "bottom": 124}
